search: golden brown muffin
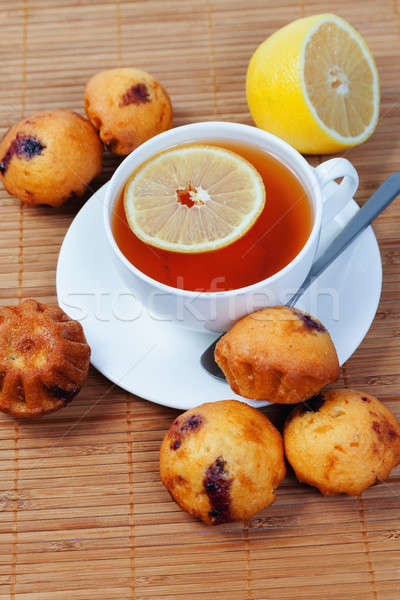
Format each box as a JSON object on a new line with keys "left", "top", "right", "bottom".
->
{"left": 0, "top": 110, "right": 102, "bottom": 207}
{"left": 160, "top": 400, "right": 286, "bottom": 525}
{"left": 0, "top": 299, "right": 90, "bottom": 417}
{"left": 215, "top": 306, "right": 339, "bottom": 403}
{"left": 284, "top": 389, "right": 400, "bottom": 496}
{"left": 84, "top": 67, "right": 173, "bottom": 155}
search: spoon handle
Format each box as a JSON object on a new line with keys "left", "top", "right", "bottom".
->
{"left": 287, "top": 172, "right": 400, "bottom": 307}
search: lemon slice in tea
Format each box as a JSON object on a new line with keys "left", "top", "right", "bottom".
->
{"left": 123, "top": 144, "right": 266, "bottom": 253}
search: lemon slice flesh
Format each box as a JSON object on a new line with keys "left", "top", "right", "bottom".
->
{"left": 123, "top": 145, "right": 266, "bottom": 253}
{"left": 246, "top": 14, "right": 379, "bottom": 153}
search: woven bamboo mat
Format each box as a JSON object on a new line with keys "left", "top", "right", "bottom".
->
{"left": 0, "top": 0, "right": 399, "bottom": 598}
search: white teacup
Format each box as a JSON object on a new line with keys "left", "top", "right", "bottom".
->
{"left": 104, "top": 122, "right": 358, "bottom": 332}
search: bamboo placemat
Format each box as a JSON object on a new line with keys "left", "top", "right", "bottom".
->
{"left": 0, "top": 0, "right": 399, "bottom": 598}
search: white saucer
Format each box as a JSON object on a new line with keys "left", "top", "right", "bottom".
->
{"left": 56, "top": 182, "right": 382, "bottom": 410}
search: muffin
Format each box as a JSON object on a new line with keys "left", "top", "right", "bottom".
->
{"left": 0, "top": 299, "right": 91, "bottom": 417}
{"left": 0, "top": 110, "right": 102, "bottom": 207}
{"left": 284, "top": 389, "right": 400, "bottom": 496}
{"left": 84, "top": 67, "right": 173, "bottom": 155}
{"left": 215, "top": 306, "right": 340, "bottom": 403}
{"left": 160, "top": 400, "right": 286, "bottom": 525}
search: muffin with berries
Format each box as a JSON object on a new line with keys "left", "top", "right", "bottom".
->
{"left": 0, "top": 109, "right": 102, "bottom": 207}
{"left": 160, "top": 400, "right": 285, "bottom": 525}
{"left": 284, "top": 389, "right": 400, "bottom": 495}
{"left": 215, "top": 306, "right": 340, "bottom": 403}
{"left": 84, "top": 67, "right": 172, "bottom": 155}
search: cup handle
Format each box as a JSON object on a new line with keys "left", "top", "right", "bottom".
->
{"left": 314, "top": 158, "right": 359, "bottom": 222}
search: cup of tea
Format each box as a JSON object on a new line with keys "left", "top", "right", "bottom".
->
{"left": 104, "top": 121, "right": 358, "bottom": 332}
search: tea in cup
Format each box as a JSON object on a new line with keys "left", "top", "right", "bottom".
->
{"left": 104, "top": 121, "right": 358, "bottom": 331}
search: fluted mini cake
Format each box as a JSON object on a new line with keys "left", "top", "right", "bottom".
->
{"left": 0, "top": 300, "right": 90, "bottom": 417}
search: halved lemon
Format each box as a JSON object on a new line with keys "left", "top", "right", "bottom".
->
{"left": 246, "top": 13, "right": 380, "bottom": 154}
{"left": 123, "top": 145, "right": 266, "bottom": 253}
